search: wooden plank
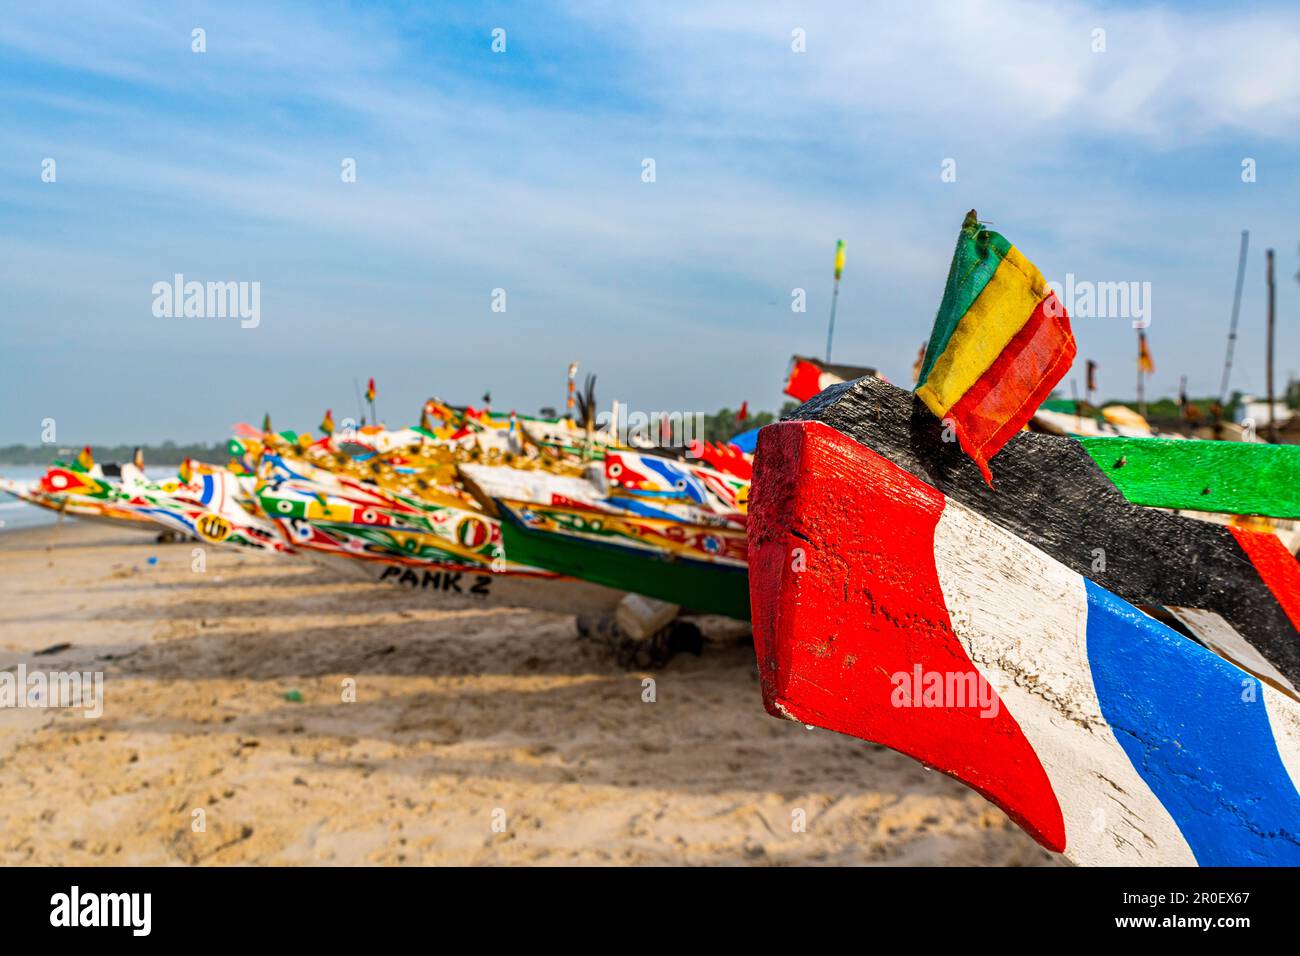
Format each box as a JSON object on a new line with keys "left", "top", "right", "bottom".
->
{"left": 1079, "top": 436, "right": 1300, "bottom": 518}
{"left": 1165, "top": 606, "right": 1298, "bottom": 699}
{"left": 784, "top": 376, "right": 1300, "bottom": 687}
{"left": 749, "top": 418, "right": 1300, "bottom": 866}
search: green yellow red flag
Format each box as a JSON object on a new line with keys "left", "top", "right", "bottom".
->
{"left": 915, "top": 210, "right": 1076, "bottom": 483}
{"left": 366, "top": 377, "right": 377, "bottom": 403}
{"left": 75, "top": 446, "right": 94, "bottom": 471}
{"left": 833, "top": 239, "right": 846, "bottom": 281}
{"left": 320, "top": 409, "right": 334, "bottom": 435}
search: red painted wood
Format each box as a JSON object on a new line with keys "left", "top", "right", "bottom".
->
{"left": 1229, "top": 526, "right": 1300, "bottom": 631}
{"left": 748, "top": 419, "right": 1067, "bottom": 851}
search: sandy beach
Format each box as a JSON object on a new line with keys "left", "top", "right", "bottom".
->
{"left": 0, "top": 520, "right": 1055, "bottom": 866}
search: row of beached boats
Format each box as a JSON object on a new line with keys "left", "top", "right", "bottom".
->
{"left": 0, "top": 398, "right": 752, "bottom": 627}
{"left": 4, "top": 212, "right": 1298, "bottom": 867}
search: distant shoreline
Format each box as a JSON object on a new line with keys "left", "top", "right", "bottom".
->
{"left": 0, "top": 460, "right": 189, "bottom": 468}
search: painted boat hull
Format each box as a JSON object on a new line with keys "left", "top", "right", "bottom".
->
{"left": 284, "top": 521, "right": 625, "bottom": 615}
{"left": 0, "top": 478, "right": 159, "bottom": 531}
{"left": 495, "top": 499, "right": 750, "bottom": 619}
{"left": 784, "top": 376, "right": 1300, "bottom": 688}
{"left": 749, "top": 417, "right": 1300, "bottom": 866}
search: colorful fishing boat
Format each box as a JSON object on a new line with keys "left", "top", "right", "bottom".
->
{"left": 0, "top": 452, "right": 169, "bottom": 533}
{"left": 460, "top": 455, "right": 751, "bottom": 619}
{"left": 255, "top": 447, "right": 626, "bottom": 615}
{"left": 117, "top": 459, "right": 292, "bottom": 554}
{"left": 747, "top": 404, "right": 1300, "bottom": 865}
{"left": 747, "top": 211, "right": 1300, "bottom": 866}
{"left": 494, "top": 498, "right": 749, "bottom": 619}
{"left": 770, "top": 376, "right": 1300, "bottom": 690}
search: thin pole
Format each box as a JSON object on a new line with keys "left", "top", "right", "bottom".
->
{"left": 1137, "top": 330, "right": 1146, "bottom": 421}
{"left": 1218, "top": 230, "right": 1250, "bottom": 404}
{"left": 826, "top": 280, "right": 840, "bottom": 363}
{"left": 1267, "top": 248, "right": 1277, "bottom": 443}
{"left": 566, "top": 362, "right": 578, "bottom": 421}
{"left": 827, "top": 239, "right": 845, "bottom": 364}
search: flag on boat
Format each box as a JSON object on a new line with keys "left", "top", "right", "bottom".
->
{"left": 365, "top": 378, "right": 376, "bottom": 403}
{"left": 833, "top": 239, "right": 846, "bottom": 281}
{"left": 178, "top": 458, "right": 193, "bottom": 485}
{"left": 915, "top": 210, "right": 1076, "bottom": 483}
{"left": 785, "top": 358, "right": 832, "bottom": 402}
{"left": 262, "top": 412, "right": 273, "bottom": 435}
{"left": 1139, "top": 332, "right": 1155, "bottom": 374}
{"left": 320, "top": 409, "right": 334, "bottom": 435}
{"left": 75, "top": 446, "right": 94, "bottom": 471}
{"left": 736, "top": 401, "right": 749, "bottom": 423}
{"left": 784, "top": 356, "right": 881, "bottom": 403}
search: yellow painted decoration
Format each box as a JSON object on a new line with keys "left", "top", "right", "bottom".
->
{"left": 196, "top": 514, "right": 232, "bottom": 542}
{"left": 916, "top": 245, "right": 1050, "bottom": 417}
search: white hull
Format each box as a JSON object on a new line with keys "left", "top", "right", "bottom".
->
{"left": 301, "top": 549, "right": 625, "bottom": 615}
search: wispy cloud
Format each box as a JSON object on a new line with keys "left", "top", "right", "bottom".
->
{"left": 0, "top": 0, "right": 1296, "bottom": 444}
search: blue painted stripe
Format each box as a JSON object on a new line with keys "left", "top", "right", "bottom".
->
{"left": 607, "top": 496, "right": 686, "bottom": 521}
{"left": 639, "top": 458, "right": 707, "bottom": 504}
{"left": 199, "top": 475, "right": 216, "bottom": 506}
{"left": 138, "top": 505, "right": 197, "bottom": 536}
{"left": 1084, "top": 579, "right": 1300, "bottom": 865}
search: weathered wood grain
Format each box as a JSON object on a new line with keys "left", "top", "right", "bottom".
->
{"left": 785, "top": 376, "right": 1300, "bottom": 686}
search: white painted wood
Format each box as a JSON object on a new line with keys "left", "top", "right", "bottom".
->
{"left": 932, "top": 501, "right": 1197, "bottom": 866}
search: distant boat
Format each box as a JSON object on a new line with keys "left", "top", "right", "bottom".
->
{"left": 0, "top": 465, "right": 159, "bottom": 532}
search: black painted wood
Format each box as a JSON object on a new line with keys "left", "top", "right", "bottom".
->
{"left": 788, "top": 376, "right": 1300, "bottom": 685}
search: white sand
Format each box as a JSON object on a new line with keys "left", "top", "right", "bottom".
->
{"left": 0, "top": 520, "right": 1056, "bottom": 866}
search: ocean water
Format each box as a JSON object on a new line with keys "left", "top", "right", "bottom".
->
{"left": 0, "top": 465, "right": 55, "bottom": 532}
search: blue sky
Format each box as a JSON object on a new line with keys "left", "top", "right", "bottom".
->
{"left": 1, "top": 0, "right": 1297, "bottom": 444}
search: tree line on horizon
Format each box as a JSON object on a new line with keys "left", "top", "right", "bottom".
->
{"left": 6, "top": 385, "right": 1291, "bottom": 465}
{"left": 0, "top": 441, "right": 229, "bottom": 466}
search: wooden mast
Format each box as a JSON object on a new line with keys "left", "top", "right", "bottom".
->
{"left": 1218, "top": 230, "right": 1249, "bottom": 405}
{"left": 1267, "top": 248, "right": 1278, "bottom": 443}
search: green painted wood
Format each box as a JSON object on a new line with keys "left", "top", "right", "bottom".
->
{"left": 496, "top": 503, "right": 751, "bottom": 620}
{"left": 1079, "top": 437, "right": 1300, "bottom": 518}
